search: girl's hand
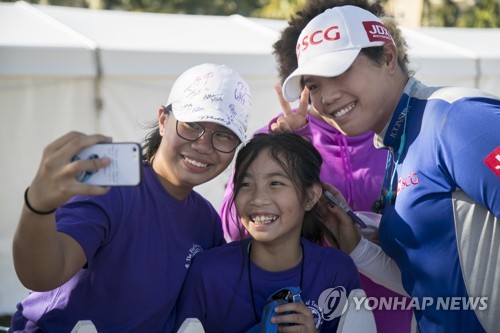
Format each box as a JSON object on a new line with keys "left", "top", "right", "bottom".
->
{"left": 270, "top": 301, "right": 318, "bottom": 333}
{"left": 270, "top": 84, "right": 310, "bottom": 133}
{"left": 317, "top": 183, "right": 362, "bottom": 254}
{"left": 27, "top": 131, "right": 113, "bottom": 213}
{"left": 15, "top": 132, "right": 113, "bottom": 291}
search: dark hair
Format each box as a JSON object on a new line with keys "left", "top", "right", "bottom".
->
{"left": 228, "top": 133, "right": 337, "bottom": 245}
{"left": 141, "top": 105, "right": 171, "bottom": 163}
{"left": 273, "top": 0, "right": 410, "bottom": 83}
{"left": 273, "top": 0, "right": 386, "bottom": 83}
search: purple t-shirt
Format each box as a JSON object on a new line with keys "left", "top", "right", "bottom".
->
{"left": 10, "top": 163, "right": 225, "bottom": 333}
{"left": 174, "top": 238, "right": 360, "bottom": 333}
{"left": 219, "top": 115, "right": 414, "bottom": 333}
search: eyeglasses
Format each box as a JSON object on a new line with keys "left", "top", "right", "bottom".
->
{"left": 175, "top": 120, "right": 240, "bottom": 153}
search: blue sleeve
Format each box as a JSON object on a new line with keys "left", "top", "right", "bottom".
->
{"left": 55, "top": 188, "right": 124, "bottom": 266}
{"left": 437, "top": 97, "right": 500, "bottom": 217}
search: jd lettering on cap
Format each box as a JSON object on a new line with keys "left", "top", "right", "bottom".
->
{"left": 363, "top": 21, "right": 393, "bottom": 43}
{"left": 282, "top": 5, "right": 394, "bottom": 102}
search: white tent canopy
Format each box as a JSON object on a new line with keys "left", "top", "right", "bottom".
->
{"left": 415, "top": 27, "right": 500, "bottom": 95}
{"left": 1, "top": 0, "right": 499, "bottom": 315}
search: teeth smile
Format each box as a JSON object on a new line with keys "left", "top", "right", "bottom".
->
{"left": 333, "top": 102, "right": 356, "bottom": 118}
{"left": 184, "top": 157, "right": 208, "bottom": 168}
{"left": 250, "top": 215, "right": 278, "bottom": 224}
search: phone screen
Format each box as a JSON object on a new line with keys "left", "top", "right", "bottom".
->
{"left": 72, "top": 143, "right": 142, "bottom": 186}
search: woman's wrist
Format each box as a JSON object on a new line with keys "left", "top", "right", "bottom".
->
{"left": 24, "top": 187, "right": 56, "bottom": 215}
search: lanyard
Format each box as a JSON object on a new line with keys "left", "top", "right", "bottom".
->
{"left": 372, "top": 80, "right": 418, "bottom": 213}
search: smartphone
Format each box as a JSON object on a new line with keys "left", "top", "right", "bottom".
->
{"left": 72, "top": 143, "right": 142, "bottom": 186}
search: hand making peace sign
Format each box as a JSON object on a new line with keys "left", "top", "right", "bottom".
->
{"left": 270, "top": 83, "right": 310, "bottom": 133}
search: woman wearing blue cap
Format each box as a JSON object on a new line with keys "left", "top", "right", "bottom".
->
{"left": 281, "top": 4, "right": 500, "bottom": 333}
{"left": 9, "top": 63, "right": 252, "bottom": 332}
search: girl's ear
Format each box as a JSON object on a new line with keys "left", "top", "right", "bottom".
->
{"left": 304, "top": 183, "right": 322, "bottom": 211}
{"left": 158, "top": 107, "right": 167, "bottom": 135}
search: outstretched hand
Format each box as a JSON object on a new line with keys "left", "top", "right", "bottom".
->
{"left": 270, "top": 83, "right": 310, "bottom": 133}
{"left": 15, "top": 131, "right": 114, "bottom": 291}
{"left": 317, "top": 183, "right": 362, "bottom": 254}
{"left": 27, "top": 131, "right": 113, "bottom": 213}
{"left": 270, "top": 301, "right": 318, "bottom": 333}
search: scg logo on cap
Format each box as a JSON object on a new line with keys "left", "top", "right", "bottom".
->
{"left": 296, "top": 25, "right": 341, "bottom": 60}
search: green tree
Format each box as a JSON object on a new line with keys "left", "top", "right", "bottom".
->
{"left": 422, "top": 0, "right": 499, "bottom": 27}
{"left": 458, "top": 0, "right": 500, "bottom": 27}
{"left": 422, "top": 0, "right": 459, "bottom": 26}
{"left": 0, "top": 0, "right": 269, "bottom": 15}
{"left": 104, "top": 0, "right": 269, "bottom": 15}
{"left": 3, "top": 0, "right": 498, "bottom": 26}
{"left": 253, "top": 0, "right": 307, "bottom": 19}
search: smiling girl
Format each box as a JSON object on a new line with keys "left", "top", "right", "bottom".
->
{"left": 174, "top": 133, "right": 360, "bottom": 333}
{"left": 10, "top": 63, "right": 251, "bottom": 332}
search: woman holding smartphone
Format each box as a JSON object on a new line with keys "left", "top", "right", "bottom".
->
{"left": 9, "top": 63, "right": 252, "bottom": 332}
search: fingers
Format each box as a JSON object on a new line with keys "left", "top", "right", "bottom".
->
{"left": 297, "top": 87, "right": 310, "bottom": 118}
{"left": 271, "top": 84, "right": 310, "bottom": 134}
{"left": 321, "top": 182, "right": 347, "bottom": 204}
{"left": 46, "top": 132, "right": 112, "bottom": 164}
{"left": 44, "top": 132, "right": 111, "bottom": 156}
{"left": 69, "top": 153, "right": 111, "bottom": 177}
{"left": 269, "top": 83, "right": 292, "bottom": 133}
{"left": 270, "top": 122, "right": 281, "bottom": 133}
{"left": 43, "top": 131, "right": 85, "bottom": 152}
{"left": 274, "top": 82, "right": 293, "bottom": 117}
{"left": 319, "top": 184, "right": 354, "bottom": 224}
{"left": 38, "top": 132, "right": 112, "bottom": 186}
{"left": 318, "top": 182, "right": 362, "bottom": 252}
{"left": 275, "top": 116, "right": 294, "bottom": 133}
{"left": 28, "top": 132, "right": 113, "bottom": 212}
{"left": 271, "top": 302, "right": 317, "bottom": 332}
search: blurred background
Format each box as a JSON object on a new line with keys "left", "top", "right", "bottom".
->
{"left": 1, "top": 0, "right": 499, "bottom": 326}
{"left": 2, "top": 0, "right": 499, "bottom": 27}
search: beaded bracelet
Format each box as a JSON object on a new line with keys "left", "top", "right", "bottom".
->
{"left": 24, "top": 187, "right": 56, "bottom": 215}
